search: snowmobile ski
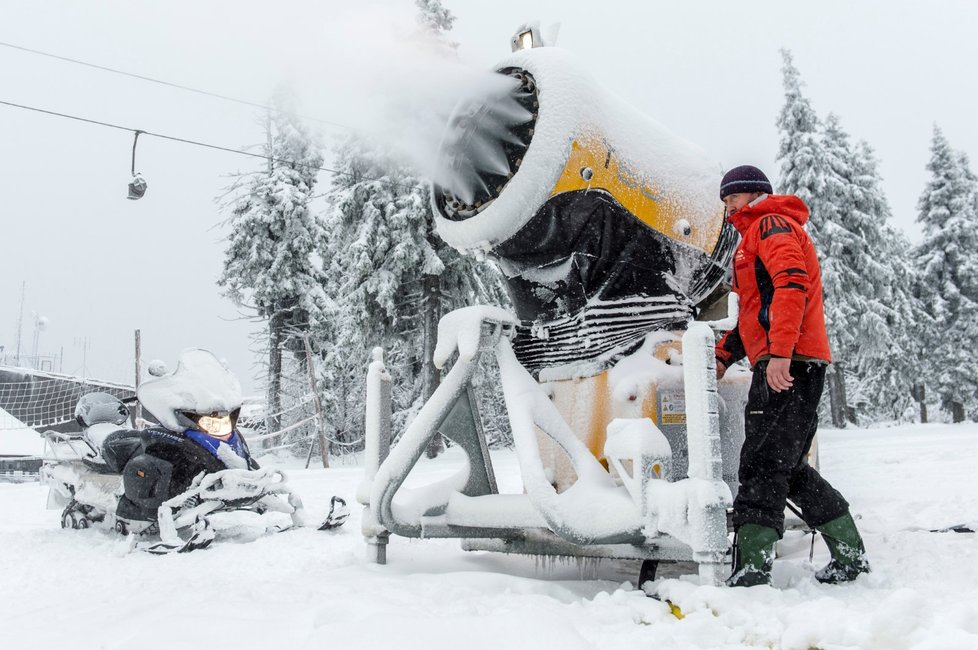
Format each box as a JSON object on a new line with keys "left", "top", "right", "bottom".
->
{"left": 318, "top": 496, "right": 350, "bottom": 530}
{"left": 137, "top": 516, "right": 216, "bottom": 555}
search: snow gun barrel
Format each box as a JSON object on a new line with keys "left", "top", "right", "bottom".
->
{"left": 432, "top": 47, "right": 736, "bottom": 376}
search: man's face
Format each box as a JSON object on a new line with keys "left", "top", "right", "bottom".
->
{"left": 723, "top": 192, "right": 763, "bottom": 217}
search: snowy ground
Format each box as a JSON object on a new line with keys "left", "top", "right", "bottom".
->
{"left": 2, "top": 422, "right": 977, "bottom": 650}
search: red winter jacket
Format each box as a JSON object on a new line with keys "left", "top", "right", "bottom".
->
{"left": 715, "top": 194, "right": 832, "bottom": 367}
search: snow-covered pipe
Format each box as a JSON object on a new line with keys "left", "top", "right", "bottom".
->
{"left": 680, "top": 322, "right": 732, "bottom": 584}
{"left": 362, "top": 348, "right": 392, "bottom": 491}
{"left": 360, "top": 348, "right": 392, "bottom": 563}
{"left": 682, "top": 322, "right": 723, "bottom": 481}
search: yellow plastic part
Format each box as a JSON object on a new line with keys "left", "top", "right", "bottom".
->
{"left": 544, "top": 338, "right": 684, "bottom": 490}
{"left": 667, "top": 600, "right": 685, "bottom": 619}
{"left": 550, "top": 137, "right": 724, "bottom": 255}
{"left": 548, "top": 372, "right": 617, "bottom": 470}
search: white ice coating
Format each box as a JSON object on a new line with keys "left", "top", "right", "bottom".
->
{"left": 434, "top": 46, "right": 723, "bottom": 253}
{"left": 444, "top": 492, "right": 548, "bottom": 528}
{"left": 358, "top": 347, "right": 391, "bottom": 509}
{"left": 391, "top": 456, "right": 472, "bottom": 527}
{"left": 682, "top": 322, "right": 723, "bottom": 481}
{"left": 433, "top": 305, "right": 516, "bottom": 369}
{"left": 645, "top": 477, "right": 731, "bottom": 545}
{"left": 603, "top": 417, "right": 672, "bottom": 521}
{"left": 605, "top": 331, "right": 684, "bottom": 406}
{"left": 216, "top": 443, "right": 249, "bottom": 470}
{"left": 516, "top": 256, "right": 576, "bottom": 286}
{"left": 136, "top": 349, "right": 243, "bottom": 432}
{"left": 605, "top": 417, "right": 673, "bottom": 461}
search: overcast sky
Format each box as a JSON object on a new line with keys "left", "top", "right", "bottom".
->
{"left": 2, "top": 0, "right": 976, "bottom": 393}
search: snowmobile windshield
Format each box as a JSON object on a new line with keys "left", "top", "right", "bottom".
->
{"left": 136, "top": 349, "right": 243, "bottom": 432}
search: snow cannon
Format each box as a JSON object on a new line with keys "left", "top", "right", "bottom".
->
{"left": 359, "top": 34, "right": 749, "bottom": 588}
{"left": 430, "top": 43, "right": 742, "bottom": 489}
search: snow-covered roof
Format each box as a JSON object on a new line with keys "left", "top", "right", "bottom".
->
{"left": 0, "top": 406, "right": 42, "bottom": 456}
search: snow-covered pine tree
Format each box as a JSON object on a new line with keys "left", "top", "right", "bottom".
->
{"left": 776, "top": 50, "right": 853, "bottom": 426}
{"left": 318, "top": 137, "right": 508, "bottom": 450}
{"left": 777, "top": 50, "right": 830, "bottom": 238}
{"left": 219, "top": 90, "right": 329, "bottom": 439}
{"left": 415, "top": 0, "right": 457, "bottom": 42}
{"left": 315, "top": 0, "right": 509, "bottom": 452}
{"left": 822, "top": 122, "right": 925, "bottom": 421}
{"left": 914, "top": 127, "right": 978, "bottom": 421}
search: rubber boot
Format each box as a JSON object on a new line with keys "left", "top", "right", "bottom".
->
{"left": 727, "top": 523, "right": 779, "bottom": 587}
{"left": 815, "top": 512, "right": 870, "bottom": 584}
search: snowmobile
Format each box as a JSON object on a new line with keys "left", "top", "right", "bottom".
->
{"left": 41, "top": 349, "right": 348, "bottom": 554}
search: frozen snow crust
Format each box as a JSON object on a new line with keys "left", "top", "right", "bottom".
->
{"left": 6, "top": 423, "right": 978, "bottom": 649}
{"left": 433, "top": 46, "right": 723, "bottom": 254}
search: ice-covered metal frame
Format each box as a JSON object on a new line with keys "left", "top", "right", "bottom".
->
{"left": 360, "top": 309, "right": 733, "bottom": 586}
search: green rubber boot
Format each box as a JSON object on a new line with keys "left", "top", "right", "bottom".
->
{"left": 815, "top": 512, "right": 870, "bottom": 584}
{"left": 727, "top": 523, "right": 779, "bottom": 587}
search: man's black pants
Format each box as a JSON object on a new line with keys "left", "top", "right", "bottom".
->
{"left": 732, "top": 360, "right": 849, "bottom": 535}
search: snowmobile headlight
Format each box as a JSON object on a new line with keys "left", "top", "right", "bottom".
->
{"left": 197, "top": 414, "right": 233, "bottom": 439}
{"left": 516, "top": 30, "right": 533, "bottom": 50}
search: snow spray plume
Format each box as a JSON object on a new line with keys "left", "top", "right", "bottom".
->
{"left": 280, "top": 5, "right": 523, "bottom": 181}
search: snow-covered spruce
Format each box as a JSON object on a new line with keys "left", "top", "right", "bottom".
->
{"left": 913, "top": 126, "right": 978, "bottom": 421}
{"left": 219, "top": 88, "right": 330, "bottom": 438}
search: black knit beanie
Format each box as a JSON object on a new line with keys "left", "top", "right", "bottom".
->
{"left": 719, "top": 165, "right": 773, "bottom": 199}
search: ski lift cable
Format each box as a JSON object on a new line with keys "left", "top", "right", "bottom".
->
{"left": 0, "top": 40, "right": 353, "bottom": 131}
{"left": 0, "top": 98, "right": 420, "bottom": 191}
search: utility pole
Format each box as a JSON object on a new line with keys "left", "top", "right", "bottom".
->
{"left": 14, "top": 281, "right": 25, "bottom": 365}
{"left": 134, "top": 329, "right": 143, "bottom": 428}
{"left": 75, "top": 336, "right": 91, "bottom": 378}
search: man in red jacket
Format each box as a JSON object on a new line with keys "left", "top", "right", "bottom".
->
{"left": 715, "top": 165, "right": 870, "bottom": 587}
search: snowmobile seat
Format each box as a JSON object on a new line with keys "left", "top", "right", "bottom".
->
{"left": 101, "top": 430, "right": 145, "bottom": 474}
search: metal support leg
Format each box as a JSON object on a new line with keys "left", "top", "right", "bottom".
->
{"left": 366, "top": 532, "right": 389, "bottom": 565}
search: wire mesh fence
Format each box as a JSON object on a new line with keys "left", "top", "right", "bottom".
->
{"left": 0, "top": 367, "right": 135, "bottom": 432}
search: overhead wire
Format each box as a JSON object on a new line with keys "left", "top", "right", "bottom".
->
{"left": 0, "top": 40, "right": 435, "bottom": 192}
{"left": 0, "top": 98, "right": 426, "bottom": 192}
{"left": 0, "top": 98, "right": 337, "bottom": 173}
{"left": 0, "top": 40, "right": 353, "bottom": 130}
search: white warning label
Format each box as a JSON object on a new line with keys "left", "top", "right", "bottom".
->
{"left": 659, "top": 388, "right": 686, "bottom": 425}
